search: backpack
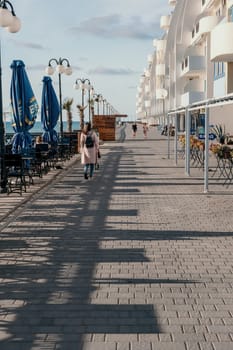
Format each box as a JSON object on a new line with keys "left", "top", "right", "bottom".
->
{"left": 85, "top": 133, "right": 94, "bottom": 148}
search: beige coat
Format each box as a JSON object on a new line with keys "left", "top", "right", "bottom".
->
{"left": 80, "top": 131, "right": 99, "bottom": 164}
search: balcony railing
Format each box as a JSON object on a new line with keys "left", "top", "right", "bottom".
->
{"left": 181, "top": 55, "right": 206, "bottom": 77}
{"left": 168, "top": 0, "right": 177, "bottom": 6}
{"left": 191, "top": 15, "right": 223, "bottom": 45}
{"left": 160, "top": 15, "right": 171, "bottom": 31}
{"left": 156, "top": 64, "right": 165, "bottom": 76}
{"left": 181, "top": 91, "right": 205, "bottom": 106}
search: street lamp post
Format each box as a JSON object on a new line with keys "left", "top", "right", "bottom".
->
{"left": 45, "top": 57, "right": 72, "bottom": 140}
{"left": 102, "top": 99, "right": 107, "bottom": 115}
{"left": 93, "top": 93, "right": 103, "bottom": 115}
{"left": 0, "top": 0, "right": 21, "bottom": 193}
{"left": 73, "top": 78, "right": 92, "bottom": 122}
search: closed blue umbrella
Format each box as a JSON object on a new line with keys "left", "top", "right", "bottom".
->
{"left": 10, "top": 60, "right": 39, "bottom": 154}
{"left": 41, "top": 76, "right": 59, "bottom": 144}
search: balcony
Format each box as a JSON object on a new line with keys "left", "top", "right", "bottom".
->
{"left": 144, "top": 69, "right": 150, "bottom": 77}
{"left": 191, "top": 15, "right": 222, "bottom": 45}
{"left": 140, "top": 76, "right": 145, "bottom": 84}
{"left": 156, "top": 88, "right": 168, "bottom": 99}
{"left": 144, "top": 100, "right": 151, "bottom": 108}
{"left": 160, "top": 15, "right": 171, "bottom": 31}
{"left": 181, "top": 91, "right": 205, "bottom": 106}
{"left": 211, "top": 22, "right": 233, "bottom": 61}
{"left": 145, "top": 85, "right": 150, "bottom": 94}
{"left": 137, "top": 97, "right": 142, "bottom": 103}
{"left": 137, "top": 86, "right": 143, "bottom": 93}
{"left": 183, "top": 79, "right": 205, "bottom": 94}
{"left": 156, "top": 64, "right": 165, "bottom": 76}
{"left": 147, "top": 54, "right": 153, "bottom": 63}
{"left": 201, "top": 0, "right": 217, "bottom": 11}
{"left": 168, "top": 0, "right": 177, "bottom": 6}
{"left": 154, "top": 39, "right": 167, "bottom": 52}
{"left": 181, "top": 55, "right": 205, "bottom": 77}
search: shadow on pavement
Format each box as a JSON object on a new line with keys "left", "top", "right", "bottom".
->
{"left": 0, "top": 140, "right": 230, "bottom": 349}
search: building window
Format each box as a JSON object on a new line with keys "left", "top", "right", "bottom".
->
{"left": 229, "top": 6, "right": 233, "bottom": 22}
{"left": 214, "top": 62, "right": 225, "bottom": 80}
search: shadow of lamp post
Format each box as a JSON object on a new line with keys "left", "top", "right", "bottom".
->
{"left": 0, "top": 0, "right": 21, "bottom": 193}
{"left": 45, "top": 57, "right": 72, "bottom": 141}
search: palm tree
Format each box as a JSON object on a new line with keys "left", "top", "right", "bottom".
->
{"left": 89, "top": 98, "right": 95, "bottom": 122}
{"left": 63, "top": 98, "right": 73, "bottom": 133}
{"left": 77, "top": 104, "right": 87, "bottom": 130}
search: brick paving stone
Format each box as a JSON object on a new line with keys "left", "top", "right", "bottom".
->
{"left": 212, "top": 343, "right": 233, "bottom": 350}
{"left": 116, "top": 343, "right": 130, "bottom": 350}
{"left": 151, "top": 343, "right": 186, "bottom": 350}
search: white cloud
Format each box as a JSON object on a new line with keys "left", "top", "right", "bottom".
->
{"left": 88, "top": 66, "right": 137, "bottom": 75}
{"left": 70, "top": 14, "right": 160, "bottom": 40}
{"left": 9, "top": 39, "right": 47, "bottom": 50}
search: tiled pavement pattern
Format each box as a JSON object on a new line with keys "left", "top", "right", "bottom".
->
{"left": 0, "top": 125, "right": 233, "bottom": 350}
{"left": 0, "top": 155, "right": 80, "bottom": 227}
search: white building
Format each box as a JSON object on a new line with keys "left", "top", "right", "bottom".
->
{"left": 136, "top": 0, "right": 233, "bottom": 134}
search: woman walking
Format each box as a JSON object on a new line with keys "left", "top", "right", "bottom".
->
{"left": 80, "top": 122, "right": 99, "bottom": 179}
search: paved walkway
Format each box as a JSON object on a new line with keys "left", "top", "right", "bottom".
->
{"left": 1, "top": 125, "right": 233, "bottom": 350}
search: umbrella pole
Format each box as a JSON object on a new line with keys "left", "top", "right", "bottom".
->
{"left": 0, "top": 41, "right": 7, "bottom": 193}
{"left": 58, "top": 73, "right": 63, "bottom": 141}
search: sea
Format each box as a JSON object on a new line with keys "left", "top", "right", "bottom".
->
{"left": 5, "top": 121, "right": 80, "bottom": 135}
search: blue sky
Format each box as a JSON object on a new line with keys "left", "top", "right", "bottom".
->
{"left": 2, "top": 0, "right": 170, "bottom": 121}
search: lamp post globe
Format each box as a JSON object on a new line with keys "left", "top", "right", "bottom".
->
{"left": 7, "top": 14, "right": 21, "bottom": 32}
{"left": 0, "top": 7, "right": 13, "bottom": 27}
{"left": 45, "top": 65, "right": 54, "bottom": 75}
{"left": 65, "top": 66, "right": 72, "bottom": 76}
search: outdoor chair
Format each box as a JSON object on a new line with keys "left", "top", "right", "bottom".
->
{"left": 5, "top": 154, "right": 26, "bottom": 195}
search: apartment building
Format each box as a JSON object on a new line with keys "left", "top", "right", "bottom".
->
{"left": 136, "top": 0, "right": 233, "bottom": 134}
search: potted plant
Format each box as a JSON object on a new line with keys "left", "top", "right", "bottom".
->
{"left": 211, "top": 124, "right": 226, "bottom": 144}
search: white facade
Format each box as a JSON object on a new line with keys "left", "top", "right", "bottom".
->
{"left": 136, "top": 0, "right": 233, "bottom": 133}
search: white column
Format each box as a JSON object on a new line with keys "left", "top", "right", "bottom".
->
{"left": 174, "top": 113, "right": 178, "bottom": 165}
{"left": 185, "top": 108, "right": 191, "bottom": 176}
{"left": 167, "top": 114, "right": 170, "bottom": 159}
{"left": 204, "top": 104, "right": 209, "bottom": 193}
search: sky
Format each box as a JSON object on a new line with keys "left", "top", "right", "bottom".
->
{"left": 1, "top": 0, "right": 171, "bottom": 122}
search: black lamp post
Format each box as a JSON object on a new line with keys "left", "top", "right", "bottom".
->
{"left": 0, "top": 0, "right": 21, "bottom": 193}
{"left": 73, "top": 78, "right": 92, "bottom": 122}
{"left": 45, "top": 57, "right": 72, "bottom": 140}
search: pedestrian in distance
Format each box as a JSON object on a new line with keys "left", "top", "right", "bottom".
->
{"left": 142, "top": 123, "right": 148, "bottom": 138}
{"left": 80, "top": 122, "right": 99, "bottom": 179}
{"left": 132, "top": 122, "right": 137, "bottom": 136}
